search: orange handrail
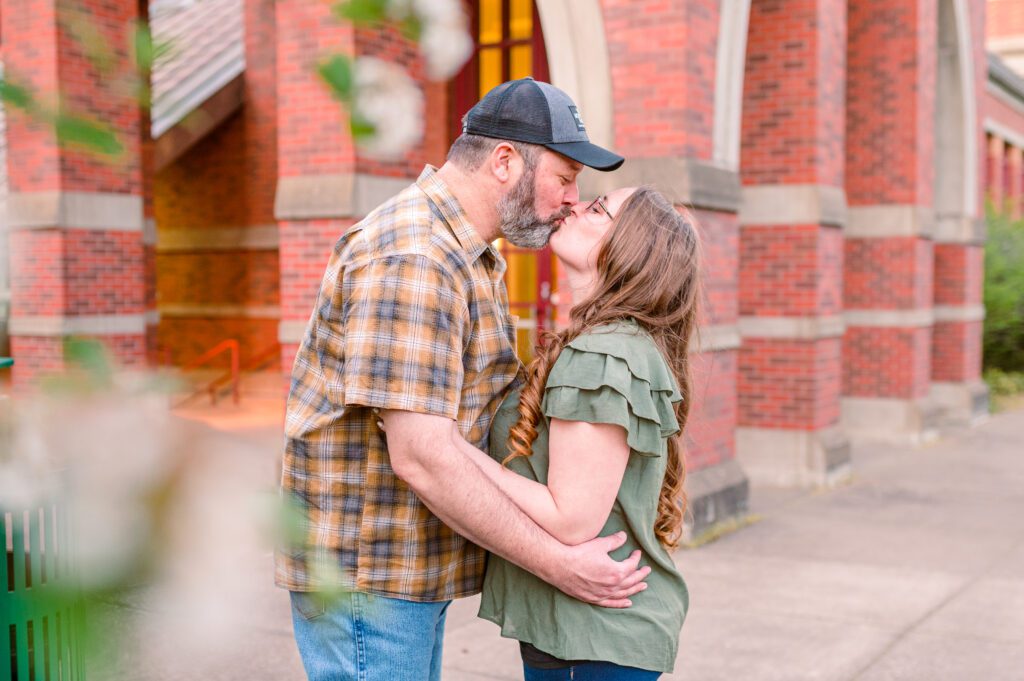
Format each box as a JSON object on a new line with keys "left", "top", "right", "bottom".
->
{"left": 177, "top": 338, "right": 240, "bottom": 406}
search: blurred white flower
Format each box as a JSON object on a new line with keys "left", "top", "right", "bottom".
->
{"left": 383, "top": 0, "right": 471, "bottom": 80}
{"left": 420, "top": 20, "right": 473, "bottom": 80}
{"left": 352, "top": 56, "right": 423, "bottom": 159}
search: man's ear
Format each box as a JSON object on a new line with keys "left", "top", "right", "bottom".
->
{"left": 489, "top": 142, "right": 520, "bottom": 184}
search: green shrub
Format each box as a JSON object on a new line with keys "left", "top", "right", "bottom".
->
{"left": 983, "top": 367, "right": 1024, "bottom": 398}
{"left": 983, "top": 209, "right": 1024, "bottom": 372}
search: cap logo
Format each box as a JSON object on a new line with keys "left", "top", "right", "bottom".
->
{"left": 568, "top": 105, "right": 586, "bottom": 133}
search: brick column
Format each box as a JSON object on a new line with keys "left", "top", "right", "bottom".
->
{"left": 274, "top": 1, "right": 448, "bottom": 372}
{"left": 987, "top": 133, "right": 1004, "bottom": 207}
{"left": 734, "top": 0, "right": 850, "bottom": 486}
{"left": 1007, "top": 145, "right": 1023, "bottom": 218}
{"left": 3, "top": 0, "right": 149, "bottom": 387}
{"left": 843, "top": 0, "right": 939, "bottom": 443}
{"left": 583, "top": 0, "right": 748, "bottom": 536}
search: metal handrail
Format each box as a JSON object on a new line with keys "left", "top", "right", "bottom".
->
{"left": 203, "top": 342, "right": 281, "bottom": 397}
{"left": 176, "top": 339, "right": 240, "bottom": 407}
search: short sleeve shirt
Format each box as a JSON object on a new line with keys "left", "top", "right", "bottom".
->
{"left": 276, "top": 166, "right": 522, "bottom": 601}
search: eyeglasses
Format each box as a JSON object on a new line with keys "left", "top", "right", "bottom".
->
{"left": 583, "top": 196, "right": 615, "bottom": 223}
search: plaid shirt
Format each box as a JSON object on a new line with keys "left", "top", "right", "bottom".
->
{"left": 276, "top": 166, "right": 522, "bottom": 601}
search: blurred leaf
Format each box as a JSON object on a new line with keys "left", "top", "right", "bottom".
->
{"left": 62, "top": 9, "right": 117, "bottom": 76}
{"left": 0, "top": 78, "right": 36, "bottom": 111}
{"left": 318, "top": 55, "right": 356, "bottom": 102}
{"left": 398, "top": 16, "right": 423, "bottom": 41}
{"left": 350, "top": 117, "right": 376, "bottom": 139}
{"left": 133, "top": 20, "right": 156, "bottom": 72}
{"left": 65, "top": 337, "right": 115, "bottom": 385}
{"left": 984, "top": 206, "right": 1024, "bottom": 372}
{"left": 55, "top": 114, "right": 124, "bottom": 155}
{"left": 333, "top": 0, "right": 390, "bottom": 24}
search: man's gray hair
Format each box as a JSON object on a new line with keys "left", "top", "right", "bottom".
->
{"left": 447, "top": 130, "right": 542, "bottom": 172}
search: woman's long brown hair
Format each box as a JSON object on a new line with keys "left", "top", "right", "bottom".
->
{"left": 504, "top": 187, "right": 703, "bottom": 549}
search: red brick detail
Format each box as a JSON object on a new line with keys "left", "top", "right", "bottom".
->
{"left": 244, "top": 0, "right": 279, "bottom": 226}
{"left": 279, "top": 219, "right": 354, "bottom": 322}
{"left": 844, "top": 237, "right": 933, "bottom": 310}
{"left": 739, "top": 224, "right": 844, "bottom": 317}
{"left": 843, "top": 326, "right": 932, "bottom": 399}
{"left": 687, "top": 349, "right": 738, "bottom": 470}
{"left": 846, "top": 0, "right": 936, "bottom": 206}
{"left": 157, "top": 318, "right": 279, "bottom": 366}
{"left": 738, "top": 337, "right": 841, "bottom": 430}
{"left": 10, "top": 229, "right": 144, "bottom": 316}
{"left": 932, "top": 320, "right": 982, "bottom": 382}
{"left": 156, "top": 251, "right": 280, "bottom": 307}
{"left": 934, "top": 244, "right": 983, "bottom": 306}
{"left": 275, "top": 0, "right": 356, "bottom": 177}
{"left": 987, "top": 0, "right": 1024, "bottom": 39}
{"left": 603, "top": 0, "right": 718, "bottom": 160}
{"left": 11, "top": 334, "right": 145, "bottom": 390}
{"left": 697, "top": 209, "right": 739, "bottom": 327}
{"left": 740, "top": 0, "right": 847, "bottom": 186}
{"left": 155, "top": 114, "right": 251, "bottom": 229}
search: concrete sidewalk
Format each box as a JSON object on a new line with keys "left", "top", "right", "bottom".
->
{"left": 106, "top": 404, "right": 1024, "bottom": 680}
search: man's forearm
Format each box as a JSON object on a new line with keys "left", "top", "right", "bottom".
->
{"left": 387, "top": 419, "right": 565, "bottom": 581}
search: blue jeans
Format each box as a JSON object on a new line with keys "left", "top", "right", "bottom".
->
{"left": 290, "top": 590, "right": 450, "bottom": 681}
{"left": 523, "top": 661, "right": 662, "bottom": 680}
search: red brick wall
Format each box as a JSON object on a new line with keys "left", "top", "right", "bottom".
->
{"left": 844, "top": 327, "right": 932, "bottom": 399}
{"left": 275, "top": 0, "right": 356, "bottom": 178}
{"left": 739, "top": 338, "right": 841, "bottom": 430}
{"left": 3, "top": 0, "right": 149, "bottom": 385}
{"left": 741, "top": 0, "right": 846, "bottom": 186}
{"left": 603, "top": 0, "right": 718, "bottom": 160}
{"left": 934, "top": 244, "right": 983, "bottom": 305}
{"left": 739, "top": 225, "right": 841, "bottom": 317}
{"left": 845, "top": 238, "right": 935, "bottom": 309}
{"left": 987, "top": 0, "right": 1024, "bottom": 39}
{"left": 698, "top": 209, "right": 740, "bottom": 327}
{"left": 687, "top": 349, "right": 737, "bottom": 469}
{"left": 933, "top": 319, "right": 982, "bottom": 381}
{"left": 846, "top": 0, "right": 935, "bottom": 206}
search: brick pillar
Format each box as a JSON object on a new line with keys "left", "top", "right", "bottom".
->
{"left": 585, "top": 0, "right": 748, "bottom": 535}
{"left": 929, "top": 0, "right": 988, "bottom": 425}
{"left": 735, "top": 0, "right": 850, "bottom": 485}
{"left": 3, "top": 0, "right": 149, "bottom": 387}
{"left": 274, "top": 1, "right": 448, "bottom": 372}
{"left": 843, "top": 0, "right": 939, "bottom": 443}
{"left": 1008, "top": 145, "right": 1022, "bottom": 219}
{"left": 987, "top": 133, "right": 1004, "bottom": 207}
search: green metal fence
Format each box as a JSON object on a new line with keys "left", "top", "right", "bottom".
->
{"left": 2, "top": 504, "right": 85, "bottom": 681}
{"left": 1, "top": 358, "right": 86, "bottom": 681}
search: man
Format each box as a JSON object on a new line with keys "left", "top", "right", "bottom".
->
{"left": 278, "top": 78, "right": 647, "bottom": 681}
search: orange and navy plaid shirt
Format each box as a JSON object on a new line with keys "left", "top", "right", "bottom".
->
{"left": 276, "top": 166, "right": 522, "bottom": 601}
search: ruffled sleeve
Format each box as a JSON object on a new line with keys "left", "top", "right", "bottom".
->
{"left": 540, "top": 323, "right": 682, "bottom": 457}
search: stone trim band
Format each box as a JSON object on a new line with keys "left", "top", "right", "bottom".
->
{"left": 9, "top": 314, "right": 147, "bottom": 336}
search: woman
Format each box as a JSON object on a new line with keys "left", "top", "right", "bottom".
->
{"left": 454, "top": 186, "right": 702, "bottom": 679}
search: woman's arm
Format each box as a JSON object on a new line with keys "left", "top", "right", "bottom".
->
{"left": 451, "top": 419, "right": 630, "bottom": 545}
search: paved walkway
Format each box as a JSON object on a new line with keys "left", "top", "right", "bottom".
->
{"left": 106, "top": 402, "right": 1024, "bottom": 680}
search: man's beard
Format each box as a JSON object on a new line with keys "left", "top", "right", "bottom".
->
{"left": 497, "top": 166, "right": 570, "bottom": 249}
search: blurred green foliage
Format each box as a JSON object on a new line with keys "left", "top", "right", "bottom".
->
{"left": 983, "top": 209, "right": 1024, "bottom": 374}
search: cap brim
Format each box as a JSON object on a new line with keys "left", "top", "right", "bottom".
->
{"left": 545, "top": 141, "right": 624, "bottom": 172}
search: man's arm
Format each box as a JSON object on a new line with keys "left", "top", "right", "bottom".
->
{"left": 382, "top": 410, "right": 650, "bottom": 607}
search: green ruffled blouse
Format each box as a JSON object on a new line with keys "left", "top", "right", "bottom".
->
{"left": 477, "top": 320, "right": 689, "bottom": 673}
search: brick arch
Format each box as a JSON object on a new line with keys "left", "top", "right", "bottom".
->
{"left": 935, "top": 0, "right": 979, "bottom": 225}
{"left": 534, "top": 0, "right": 615, "bottom": 154}
{"left": 712, "top": 0, "right": 752, "bottom": 170}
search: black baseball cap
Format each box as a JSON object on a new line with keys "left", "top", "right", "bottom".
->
{"left": 463, "top": 78, "right": 624, "bottom": 172}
